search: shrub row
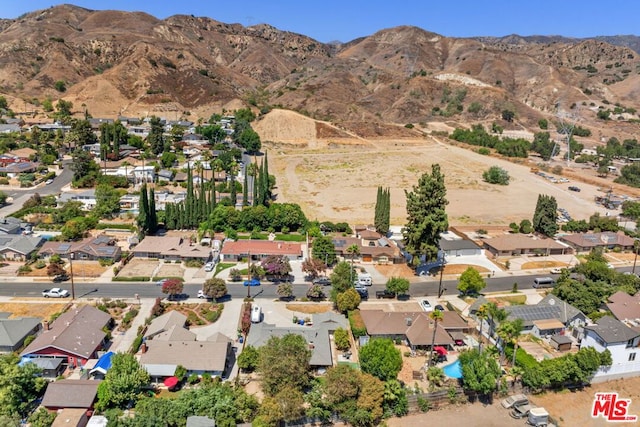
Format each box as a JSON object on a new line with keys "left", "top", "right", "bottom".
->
{"left": 348, "top": 309, "right": 367, "bottom": 337}
{"left": 112, "top": 276, "right": 150, "bottom": 282}
{"left": 151, "top": 276, "right": 184, "bottom": 282}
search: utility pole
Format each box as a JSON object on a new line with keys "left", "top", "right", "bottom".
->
{"left": 437, "top": 260, "right": 446, "bottom": 298}
{"left": 246, "top": 250, "right": 251, "bottom": 299}
{"left": 633, "top": 240, "right": 639, "bottom": 275}
{"left": 68, "top": 252, "right": 76, "bottom": 300}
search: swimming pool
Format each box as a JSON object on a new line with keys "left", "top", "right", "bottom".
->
{"left": 443, "top": 359, "right": 462, "bottom": 379}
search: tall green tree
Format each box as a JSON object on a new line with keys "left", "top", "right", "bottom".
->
{"left": 138, "top": 183, "right": 149, "bottom": 233}
{"left": 330, "top": 261, "right": 355, "bottom": 301}
{"left": 359, "top": 338, "right": 403, "bottom": 381}
{"left": 312, "top": 235, "right": 337, "bottom": 266}
{"left": 95, "top": 353, "right": 150, "bottom": 411}
{"left": 457, "top": 266, "right": 486, "bottom": 296}
{"left": 243, "top": 171, "right": 249, "bottom": 206}
{"left": 459, "top": 349, "right": 501, "bottom": 402}
{"left": 532, "top": 194, "right": 558, "bottom": 237}
{"left": 148, "top": 188, "right": 157, "bottom": 233}
{"left": 403, "top": 164, "right": 449, "bottom": 264}
{"left": 147, "top": 116, "right": 165, "bottom": 154}
{"left": 0, "top": 354, "right": 47, "bottom": 419}
{"left": 258, "top": 334, "right": 311, "bottom": 396}
{"left": 95, "top": 184, "right": 122, "bottom": 218}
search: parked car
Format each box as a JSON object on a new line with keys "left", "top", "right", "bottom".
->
{"left": 45, "top": 178, "right": 54, "bottom": 185}
{"left": 550, "top": 267, "right": 563, "bottom": 274}
{"left": 568, "top": 186, "right": 581, "bottom": 192}
{"left": 420, "top": 299, "right": 433, "bottom": 312}
{"left": 510, "top": 403, "right": 534, "bottom": 419}
{"left": 375, "top": 290, "right": 395, "bottom": 299}
{"left": 204, "top": 262, "right": 215, "bottom": 272}
{"left": 52, "top": 274, "right": 70, "bottom": 282}
{"left": 501, "top": 394, "right": 529, "bottom": 409}
{"left": 251, "top": 305, "right": 262, "bottom": 323}
{"left": 42, "top": 288, "right": 70, "bottom": 298}
{"left": 313, "top": 277, "right": 331, "bottom": 286}
{"left": 355, "top": 287, "right": 369, "bottom": 300}
{"left": 244, "top": 279, "right": 261, "bottom": 287}
{"left": 156, "top": 278, "right": 169, "bottom": 286}
{"left": 434, "top": 304, "right": 446, "bottom": 311}
{"left": 197, "top": 290, "right": 210, "bottom": 299}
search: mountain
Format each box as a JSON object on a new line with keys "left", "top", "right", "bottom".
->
{"left": 0, "top": 5, "right": 639, "bottom": 141}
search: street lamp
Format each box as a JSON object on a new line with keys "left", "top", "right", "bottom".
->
{"left": 68, "top": 253, "right": 76, "bottom": 300}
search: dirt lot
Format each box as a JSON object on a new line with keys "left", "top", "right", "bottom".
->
{"left": 386, "top": 401, "right": 528, "bottom": 427}
{"left": 262, "top": 110, "right": 628, "bottom": 226}
{"left": 0, "top": 302, "right": 67, "bottom": 319}
{"left": 118, "top": 259, "right": 158, "bottom": 278}
{"left": 531, "top": 377, "right": 640, "bottom": 426}
{"left": 156, "top": 263, "right": 185, "bottom": 278}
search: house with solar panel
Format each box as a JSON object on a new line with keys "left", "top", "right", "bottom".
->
{"left": 471, "top": 294, "right": 587, "bottom": 341}
{"left": 38, "top": 235, "right": 121, "bottom": 262}
{"left": 559, "top": 231, "right": 635, "bottom": 253}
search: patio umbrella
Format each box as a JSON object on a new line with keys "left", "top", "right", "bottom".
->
{"left": 163, "top": 376, "right": 179, "bottom": 388}
{"left": 434, "top": 346, "right": 448, "bottom": 356}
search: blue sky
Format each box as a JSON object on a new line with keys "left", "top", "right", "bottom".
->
{"left": 2, "top": 1, "right": 638, "bottom": 43}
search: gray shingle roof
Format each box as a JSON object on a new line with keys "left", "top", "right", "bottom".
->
{"left": 584, "top": 316, "right": 640, "bottom": 344}
{"left": 144, "top": 310, "right": 187, "bottom": 340}
{"left": 0, "top": 317, "right": 41, "bottom": 348}
{"left": 42, "top": 379, "right": 102, "bottom": 409}
{"left": 439, "top": 238, "right": 480, "bottom": 251}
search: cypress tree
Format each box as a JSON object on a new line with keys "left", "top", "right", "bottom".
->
{"left": 243, "top": 171, "right": 249, "bottom": 206}
{"left": 263, "top": 152, "right": 270, "bottom": 203}
{"left": 374, "top": 186, "right": 383, "bottom": 233}
{"left": 138, "top": 183, "right": 149, "bottom": 233}
{"left": 166, "top": 203, "right": 175, "bottom": 230}
{"left": 149, "top": 188, "right": 157, "bottom": 233}
{"left": 381, "top": 187, "right": 391, "bottom": 235}
{"left": 230, "top": 172, "right": 237, "bottom": 206}
{"left": 252, "top": 165, "right": 258, "bottom": 207}
{"left": 210, "top": 183, "right": 216, "bottom": 212}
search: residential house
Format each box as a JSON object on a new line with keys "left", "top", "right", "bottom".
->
{"left": 133, "top": 235, "right": 212, "bottom": 261}
{"left": 58, "top": 189, "right": 97, "bottom": 210}
{"left": 582, "top": 316, "right": 640, "bottom": 381}
{"left": 20, "top": 356, "right": 65, "bottom": 379}
{"left": 0, "top": 161, "right": 38, "bottom": 176}
{"left": 7, "top": 147, "right": 37, "bottom": 161}
{"left": 20, "top": 305, "right": 112, "bottom": 368}
{"left": 0, "top": 217, "right": 26, "bottom": 234}
{"left": 359, "top": 309, "right": 471, "bottom": 350}
{"left": 472, "top": 294, "right": 587, "bottom": 340}
{"left": 119, "top": 194, "right": 140, "bottom": 211}
{"left": 183, "top": 145, "right": 204, "bottom": 157}
{"left": 34, "top": 123, "right": 71, "bottom": 133}
{"left": 127, "top": 125, "right": 149, "bottom": 138}
{"left": 482, "top": 234, "right": 572, "bottom": 258}
{"left": 438, "top": 231, "right": 483, "bottom": 258}
{"left": 247, "top": 312, "right": 349, "bottom": 368}
{"left": 605, "top": 291, "right": 640, "bottom": 326}
{"left": 154, "top": 191, "right": 187, "bottom": 210}
{"left": 0, "top": 123, "right": 21, "bottom": 133}
{"left": 181, "top": 133, "right": 209, "bottom": 146}
{"left": 0, "top": 313, "right": 42, "bottom": 352}
{"left": 332, "top": 234, "right": 403, "bottom": 264}
{"left": 42, "top": 379, "right": 102, "bottom": 411}
{"left": 39, "top": 235, "right": 121, "bottom": 261}
{"left": 133, "top": 165, "right": 155, "bottom": 183}
{"left": 560, "top": 231, "right": 636, "bottom": 253}
{"left": 220, "top": 240, "right": 303, "bottom": 262}
{"left": 88, "top": 351, "right": 114, "bottom": 379}
{"left": 140, "top": 311, "right": 233, "bottom": 380}
{"left": 0, "top": 234, "right": 44, "bottom": 260}
{"left": 51, "top": 408, "right": 90, "bottom": 427}
{"left": 88, "top": 118, "right": 114, "bottom": 130}
{"left": 157, "top": 169, "right": 175, "bottom": 182}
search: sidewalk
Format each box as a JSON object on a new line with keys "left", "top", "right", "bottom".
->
{"left": 109, "top": 297, "right": 155, "bottom": 353}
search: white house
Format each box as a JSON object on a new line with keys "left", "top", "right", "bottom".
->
{"left": 58, "top": 190, "right": 97, "bottom": 211}
{"left": 132, "top": 166, "right": 155, "bottom": 183}
{"left": 582, "top": 316, "right": 640, "bottom": 382}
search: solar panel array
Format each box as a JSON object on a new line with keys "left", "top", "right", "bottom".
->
{"left": 506, "top": 305, "right": 561, "bottom": 322}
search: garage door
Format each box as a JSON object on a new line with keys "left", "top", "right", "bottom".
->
{"left": 457, "top": 249, "right": 479, "bottom": 256}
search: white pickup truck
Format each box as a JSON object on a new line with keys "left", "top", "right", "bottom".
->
{"left": 42, "top": 288, "right": 70, "bottom": 298}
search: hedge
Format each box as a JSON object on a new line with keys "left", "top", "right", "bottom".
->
{"left": 112, "top": 276, "right": 150, "bottom": 282}
{"left": 348, "top": 309, "right": 367, "bottom": 337}
{"left": 151, "top": 276, "right": 184, "bottom": 282}
{"left": 96, "top": 223, "right": 136, "bottom": 230}
{"left": 505, "top": 345, "right": 538, "bottom": 369}
{"left": 131, "top": 335, "right": 143, "bottom": 354}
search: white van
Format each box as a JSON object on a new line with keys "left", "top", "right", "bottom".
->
{"left": 251, "top": 305, "right": 262, "bottom": 323}
{"left": 533, "top": 277, "right": 555, "bottom": 288}
{"left": 357, "top": 273, "right": 372, "bottom": 286}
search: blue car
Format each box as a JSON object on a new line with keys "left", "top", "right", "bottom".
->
{"left": 243, "top": 279, "right": 261, "bottom": 287}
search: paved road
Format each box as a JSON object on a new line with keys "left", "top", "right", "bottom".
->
{"left": 6, "top": 267, "right": 634, "bottom": 300}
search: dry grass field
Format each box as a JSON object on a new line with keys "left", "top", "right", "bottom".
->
{"left": 117, "top": 259, "right": 158, "bottom": 278}
{"left": 261, "top": 111, "right": 630, "bottom": 227}
{"left": 0, "top": 302, "right": 67, "bottom": 319}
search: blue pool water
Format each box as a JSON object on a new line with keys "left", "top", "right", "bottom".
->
{"left": 443, "top": 360, "right": 462, "bottom": 379}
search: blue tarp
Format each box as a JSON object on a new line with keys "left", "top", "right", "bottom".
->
{"left": 90, "top": 351, "right": 114, "bottom": 376}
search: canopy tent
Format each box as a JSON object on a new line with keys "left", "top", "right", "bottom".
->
{"left": 89, "top": 351, "right": 114, "bottom": 376}
{"left": 163, "top": 376, "right": 179, "bottom": 388}
{"left": 434, "top": 346, "right": 448, "bottom": 356}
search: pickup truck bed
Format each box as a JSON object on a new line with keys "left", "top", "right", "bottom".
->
{"left": 375, "top": 290, "right": 395, "bottom": 299}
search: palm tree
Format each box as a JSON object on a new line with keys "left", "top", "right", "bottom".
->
{"left": 476, "top": 304, "right": 489, "bottom": 353}
{"left": 345, "top": 244, "right": 360, "bottom": 284}
{"left": 121, "top": 160, "right": 131, "bottom": 184}
{"left": 427, "top": 309, "right": 444, "bottom": 370}
{"left": 486, "top": 302, "right": 507, "bottom": 344}
{"left": 497, "top": 318, "right": 524, "bottom": 367}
